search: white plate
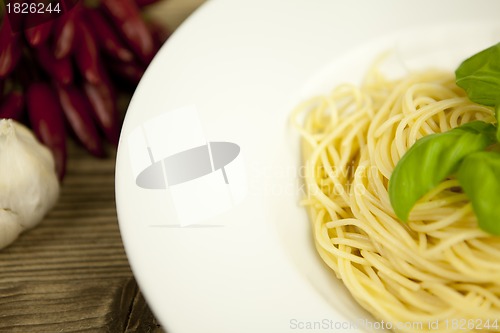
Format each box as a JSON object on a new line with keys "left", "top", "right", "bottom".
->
{"left": 115, "top": 1, "right": 500, "bottom": 332}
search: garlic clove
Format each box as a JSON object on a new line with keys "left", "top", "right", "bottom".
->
{"left": 0, "top": 209, "right": 24, "bottom": 249}
{"left": 0, "top": 119, "right": 60, "bottom": 249}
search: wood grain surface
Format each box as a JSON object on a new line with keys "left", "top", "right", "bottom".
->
{"left": 0, "top": 0, "right": 205, "bottom": 332}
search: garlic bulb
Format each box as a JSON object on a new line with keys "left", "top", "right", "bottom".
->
{"left": 0, "top": 119, "right": 60, "bottom": 249}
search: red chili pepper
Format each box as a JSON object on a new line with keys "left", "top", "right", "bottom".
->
{"left": 0, "top": 18, "right": 22, "bottom": 79}
{"left": 56, "top": 84, "right": 105, "bottom": 157}
{"left": 26, "top": 82, "right": 67, "bottom": 180}
{"left": 84, "top": 82, "right": 120, "bottom": 146}
{"left": 74, "top": 20, "right": 102, "bottom": 85}
{"left": 84, "top": 8, "right": 133, "bottom": 62}
{"left": 35, "top": 43, "right": 73, "bottom": 85}
{"left": 107, "top": 59, "right": 146, "bottom": 85}
{"left": 24, "top": 19, "right": 53, "bottom": 47}
{"left": 83, "top": 65, "right": 120, "bottom": 146}
{"left": 100, "top": 0, "right": 154, "bottom": 63}
{"left": 52, "top": 11, "right": 77, "bottom": 59}
{"left": 0, "top": 90, "right": 25, "bottom": 121}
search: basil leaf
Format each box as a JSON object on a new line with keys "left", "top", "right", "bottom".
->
{"left": 455, "top": 42, "right": 500, "bottom": 107}
{"left": 389, "top": 121, "right": 496, "bottom": 222}
{"left": 457, "top": 151, "right": 500, "bottom": 235}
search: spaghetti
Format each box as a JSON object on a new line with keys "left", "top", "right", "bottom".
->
{"left": 292, "top": 66, "right": 500, "bottom": 333}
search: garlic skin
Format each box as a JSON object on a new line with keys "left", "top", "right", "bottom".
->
{"left": 0, "top": 119, "right": 60, "bottom": 249}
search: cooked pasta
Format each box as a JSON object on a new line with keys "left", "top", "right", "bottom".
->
{"left": 292, "top": 65, "right": 500, "bottom": 333}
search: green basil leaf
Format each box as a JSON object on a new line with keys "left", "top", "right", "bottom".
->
{"left": 455, "top": 42, "right": 500, "bottom": 107}
{"left": 389, "top": 121, "right": 496, "bottom": 222}
{"left": 457, "top": 151, "right": 500, "bottom": 235}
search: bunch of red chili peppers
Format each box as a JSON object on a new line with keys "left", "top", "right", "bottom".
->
{"left": 0, "top": 0, "right": 168, "bottom": 179}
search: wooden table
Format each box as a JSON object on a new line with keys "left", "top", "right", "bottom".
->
{"left": 0, "top": 1, "right": 205, "bottom": 332}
